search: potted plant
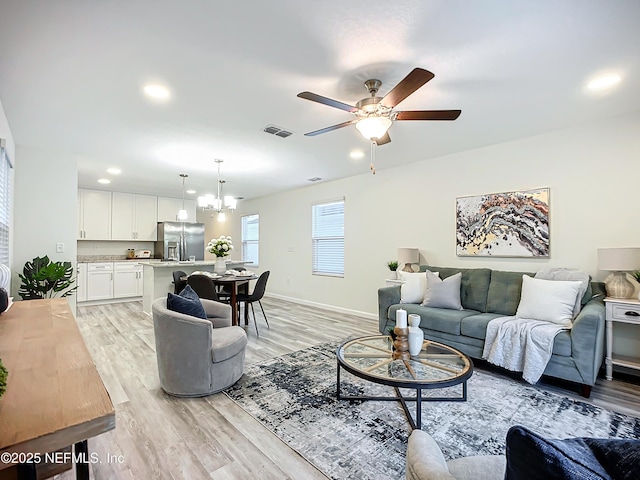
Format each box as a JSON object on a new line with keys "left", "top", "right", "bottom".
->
{"left": 387, "top": 260, "right": 399, "bottom": 280}
{"left": 18, "top": 255, "right": 77, "bottom": 300}
{"left": 207, "top": 236, "right": 234, "bottom": 274}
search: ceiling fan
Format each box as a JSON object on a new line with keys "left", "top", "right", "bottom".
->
{"left": 297, "top": 67, "right": 461, "bottom": 146}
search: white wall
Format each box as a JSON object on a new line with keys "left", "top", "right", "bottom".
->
{"left": 232, "top": 111, "right": 640, "bottom": 318}
{"left": 13, "top": 145, "right": 78, "bottom": 309}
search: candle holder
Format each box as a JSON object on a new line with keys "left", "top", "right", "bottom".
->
{"left": 393, "top": 326, "right": 410, "bottom": 360}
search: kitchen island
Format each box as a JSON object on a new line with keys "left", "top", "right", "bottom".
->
{"left": 140, "top": 260, "right": 248, "bottom": 314}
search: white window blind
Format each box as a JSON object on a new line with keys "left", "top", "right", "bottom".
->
{"left": 241, "top": 214, "right": 259, "bottom": 266}
{"left": 312, "top": 200, "right": 344, "bottom": 276}
{"left": 0, "top": 141, "right": 12, "bottom": 266}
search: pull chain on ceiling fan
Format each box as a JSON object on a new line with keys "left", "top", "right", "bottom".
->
{"left": 297, "top": 67, "right": 461, "bottom": 150}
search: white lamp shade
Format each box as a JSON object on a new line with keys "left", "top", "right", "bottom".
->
{"left": 355, "top": 116, "right": 392, "bottom": 140}
{"left": 217, "top": 211, "right": 226, "bottom": 222}
{"left": 398, "top": 248, "right": 420, "bottom": 265}
{"left": 224, "top": 195, "right": 237, "bottom": 210}
{"left": 177, "top": 209, "right": 188, "bottom": 220}
{"left": 597, "top": 247, "right": 640, "bottom": 271}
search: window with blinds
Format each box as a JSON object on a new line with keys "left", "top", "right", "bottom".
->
{"left": 312, "top": 199, "right": 344, "bottom": 276}
{"left": 0, "top": 141, "right": 12, "bottom": 266}
{"left": 241, "top": 214, "right": 259, "bottom": 266}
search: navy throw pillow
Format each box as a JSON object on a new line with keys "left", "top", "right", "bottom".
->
{"left": 166, "top": 291, "right": 206, "bottom": 319}
{"left": 505, "top": 425, "right": 640, "bottom": 480}
{"left": 178, "top": 284, "right": 200, "bottom": 302}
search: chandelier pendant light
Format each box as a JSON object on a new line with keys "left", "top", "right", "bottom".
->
{"left": 197, "top": 159, "right": 237, "bottom": 221}
{"left": 177, "top": 173, "right": 189, "bottom": 220}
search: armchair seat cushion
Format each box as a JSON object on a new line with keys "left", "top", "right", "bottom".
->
{"left": 211, "top": 326, "right": 248, "bottom": 363}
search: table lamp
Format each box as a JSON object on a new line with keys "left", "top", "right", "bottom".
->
{"left": 597, "top": 247, "right": 640, "bottom": 299}
{"left": 398, "top": 248, "right": 420, "bottom": 272}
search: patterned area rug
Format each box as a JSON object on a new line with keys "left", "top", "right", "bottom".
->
{"left": 225, "top": 342, "right": 640, "bottom": 480}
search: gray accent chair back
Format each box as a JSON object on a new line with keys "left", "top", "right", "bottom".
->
{"left": 152, "top": 297, "right": 248, "bottom": 397}
{"left": 406, "top": 430, "right": 505, "bottom": 480}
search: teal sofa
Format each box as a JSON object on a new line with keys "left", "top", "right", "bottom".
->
{"left": 378, "top": 266, "right": 606, "bottom": 397}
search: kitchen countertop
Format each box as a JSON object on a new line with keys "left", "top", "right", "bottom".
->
{"left": 138, "top": 260, "right": 248, "bottom": 268}
{"left": 77, "top": 255, "right": 150, "bottom": 263}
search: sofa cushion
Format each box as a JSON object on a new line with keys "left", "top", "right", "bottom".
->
{"left": 460, "top": 312, "right": 505, "bottom": 340}
{"left": 516, "top": 276, "right": 582, "bottom": 326}
{"left": 551, "top": 331, "right": 572, "bottom": 357}
{"left": 505, "top": 425, "right": 640, "bottom": 480}
{"left": 211, "top": 326, "right": 248, "bottom": 363}
{"left": 424, "top": 266, "right": 492, "bottom": 312}
{"left": 486, "top": 271, "right": 534, "bottom": 316}
{"left": 390, "top": 304, "right": 480, "bottom": 336}
{"left": 421, "top": 271, "right": 463, "bottom": 310}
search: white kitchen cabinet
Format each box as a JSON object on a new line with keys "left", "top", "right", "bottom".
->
{"left": 76, "top": 263, "right": 87, "bottom": 302}
{"left": 111, "top": 193, "right": 158, "bottom": 241}
{"left": 157, "top": 196, "right": 197, "bottom": 222}
{"left": 87, "top": 263, "right": 114, "bottom": 300}
{"left": 78, "top": 189, "right": 112, "bottom": 240}
{"left": 113, "top": 262, "right": 143, "bottom": 298}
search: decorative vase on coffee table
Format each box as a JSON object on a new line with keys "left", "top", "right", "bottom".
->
{"left": 214, "top": 257, "right": 227, "bottom": 275}
{"left": 408, "top": 314, "right": 424, "bottom": 356}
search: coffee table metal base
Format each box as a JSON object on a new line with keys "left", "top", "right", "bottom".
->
{"left": 336, "top": 361, "right": 468, "bottom": 430}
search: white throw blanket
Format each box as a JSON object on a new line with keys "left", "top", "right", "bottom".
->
{"left": 482, "top": 316, "right": 569, "bottom": 384}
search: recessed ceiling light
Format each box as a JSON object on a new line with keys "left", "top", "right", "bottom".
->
{"left": 97, "top": 178, "right": 111, "bottom": 184}
{"left": 143, "top": 83, "right": 171, "bottom": 100}
{"left": 186, "top": 189, "right": 196, "bottom": 194}
{"left": 308, "top": 177, "right": 322, "bottom": 182}
{"left": 106, "top": 167, "right": 121, "bottom": 175}
{"left": 350, "top": 150, "right": 365, "bottom": 160}
{"left": 586, "top": 73, "right": 622, "bottom": 92}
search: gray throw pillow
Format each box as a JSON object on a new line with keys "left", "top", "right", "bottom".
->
{"left": 421, "top": 271, "right": 463, "bottom": 310}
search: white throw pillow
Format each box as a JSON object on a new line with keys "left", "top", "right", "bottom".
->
{"left": 399, "top": 271, "right": 427, "bottom": 304}
{"left": 421, "top": 271, "right": 463, "bottom": 310}
{"left": 516, "top": 275, "right": 582, "bottom": 326}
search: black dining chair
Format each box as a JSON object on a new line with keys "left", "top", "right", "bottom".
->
{"left": 236, "top": 271, "right": 270, "bottom": 336}
{"left": 218, "top": 266, "right": 248, "bottom": 299}
{"left": 172, "top": 270, "right": 187, "bottom": 294}
{"left": 187, "top": 274, "right": 222, "bottom": 302}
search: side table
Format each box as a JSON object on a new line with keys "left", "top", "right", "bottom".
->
{"left": 604, "top": 297, "right": 640, "bottom": 380}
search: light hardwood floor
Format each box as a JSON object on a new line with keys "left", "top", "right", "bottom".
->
{"left": 63, "top": 298, "right": 639, "bottom": 479}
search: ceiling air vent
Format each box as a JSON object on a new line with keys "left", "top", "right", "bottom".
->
{"left": 263, "top": 124, "right": 293, "bottom": 138}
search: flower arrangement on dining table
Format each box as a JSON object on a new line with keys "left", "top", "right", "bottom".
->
{"left": 207, "top": 236, "right": 234, "bottom": 257}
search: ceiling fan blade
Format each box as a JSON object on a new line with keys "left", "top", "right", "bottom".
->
{"left": 304, "top": 120, "right": 356, "bottom": 136}
{"left": 395, "top": 110, "right": 462, "bottom": 121}
{"left": 374, "top": 132, "right": 391, "bottom": 146}
{"left": 297, "top": 92, "right": 358, "bottom": 113}
{"left": 379, "top": 68, "right": 435, "bottom": 108}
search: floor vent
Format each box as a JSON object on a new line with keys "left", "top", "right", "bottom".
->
{"left": 263, "top": 125, "right": 293, "bottom": 138}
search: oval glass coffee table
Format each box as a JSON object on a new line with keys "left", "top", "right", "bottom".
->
{"left": 336, "top": 335, "right": 473, "bottom": 430}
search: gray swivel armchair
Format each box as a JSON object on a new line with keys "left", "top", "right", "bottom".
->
{"left": 152, "top": 297, "right": 247, "bottom": 397}
{"left": 406, "top": 430, "right": 505, "bottom": 480}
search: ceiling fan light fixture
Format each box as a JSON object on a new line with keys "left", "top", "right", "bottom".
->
{"left": 355, "top": 116, "right": 392, "bottom": 140}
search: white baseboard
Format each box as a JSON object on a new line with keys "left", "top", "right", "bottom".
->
{"left": 265, "top": 292, "right": 377, "bottom": 321}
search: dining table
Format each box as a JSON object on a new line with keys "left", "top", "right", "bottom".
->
{"left": 183, "top": 272, "right": 257, "bottom": 327}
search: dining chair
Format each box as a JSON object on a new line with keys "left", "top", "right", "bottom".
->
{"left": 172, "top": 270, "right": 187, "bottom": 294}
{"left": 187, "top": 274, "right": 222, "bottom": 302}
{"left": 218, "top": 266, "right": 248, "bottom": 300}
{"left": 236, "top": 270, "right": 270, "bottom": 336}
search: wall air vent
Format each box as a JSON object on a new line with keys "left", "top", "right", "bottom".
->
{"left": 263, "top": 124, "right": 293, "bottom": 138}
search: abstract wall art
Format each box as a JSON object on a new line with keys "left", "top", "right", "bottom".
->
{"left": 456, "top": 187, "right": 550, "bottom": 257}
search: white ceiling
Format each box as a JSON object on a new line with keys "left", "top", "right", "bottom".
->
{"left": 0, "top": 0, "right": 639, "bottom": 201}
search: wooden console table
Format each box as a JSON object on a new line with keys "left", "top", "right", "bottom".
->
{"left": 0, "top": 299, "right": 115, "bottom": 480}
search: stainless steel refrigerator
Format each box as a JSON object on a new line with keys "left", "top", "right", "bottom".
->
{"left": 155, "top": 222, "right": 205, "bottom": 261}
